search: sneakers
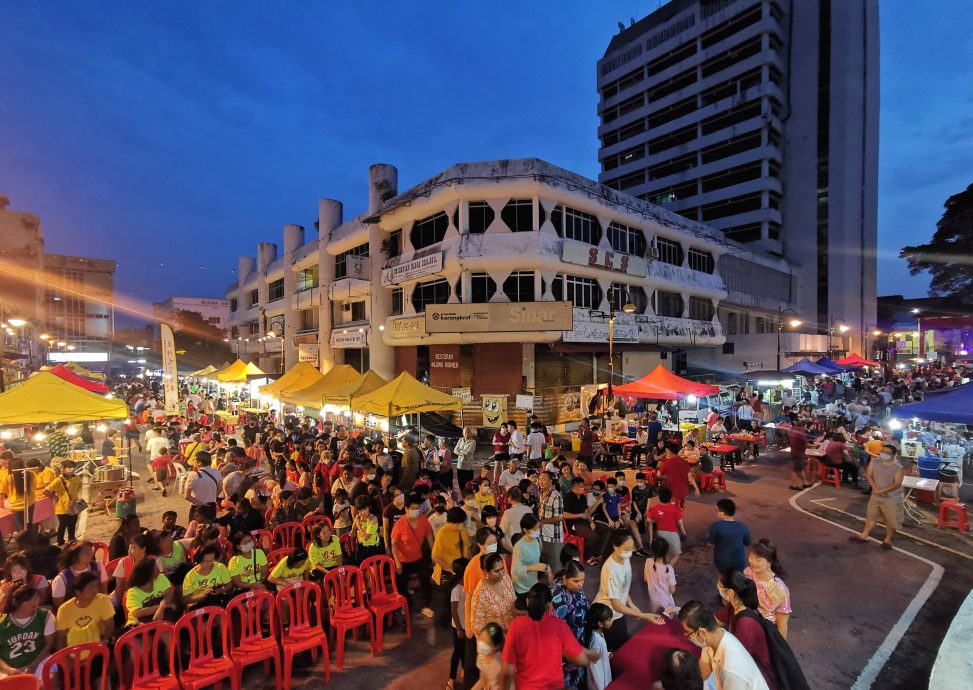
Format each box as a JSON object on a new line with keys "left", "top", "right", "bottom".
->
{"left": 420, "top": 607, "right": 435, "bottom": 619}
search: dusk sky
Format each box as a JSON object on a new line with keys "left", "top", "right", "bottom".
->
{"left": 1, "top": 1, "right": 970, "bottom": 325}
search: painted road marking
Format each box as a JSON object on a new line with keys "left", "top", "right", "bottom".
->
{"left": 788, "top": 486, "right": 944, "bottom": 690}
{"left": 809, "top": 498, "right": 973, "bottom": 561}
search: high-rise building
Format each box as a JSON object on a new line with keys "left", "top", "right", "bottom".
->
{"left": 597, "top": 0, "right": 878, "bottom": 361}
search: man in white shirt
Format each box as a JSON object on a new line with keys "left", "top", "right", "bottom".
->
{"left": 145, "top": 427, "right": 169, "bottom": 476}
{"left": 498, "top": 487, "right": 532, "bottom": 552}
{"left": 498, "top": 459, "right": 525, "bottom": 491}
{"left": 680, "top": 602, "right": 770, "bottom": 690}
{"left": 506, "top": 421, "right": 525, "bottom": 462}
{"left": 184, "top": 451, "right": 223, "bottom": 520}
{"left": 524, "top": 424, "right": 546, "bottom": 467}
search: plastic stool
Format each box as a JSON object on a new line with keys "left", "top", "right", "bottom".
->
{"left": 697, "top": 473, "right": 715, "bottom": 493}
{"left": 820, "top": 466, "right": 841, "bottom": 488}
{"left": 937, "top": 501, "right": 969, "bottom": 533}
{"left": 804, "top": 457, "right": 821, "bottom": 476}
{"left": 711, "top": 468, "right": 727, "bottom": 492}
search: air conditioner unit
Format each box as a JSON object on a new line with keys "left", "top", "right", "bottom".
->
{"left": 649, "top": 246, "right": 660, "bottom": 260}
{"left": 342, "top": 304, "right": 351, "bottom": 312}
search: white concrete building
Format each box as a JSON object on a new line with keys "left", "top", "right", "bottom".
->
{"left": 225, "top": 158, "right": 795, "bottom": 419}
{"left": 153, "top": 296, "right": 229, "bottom": 333}
{"left": 597, "top": 0, "right": 878, "bottom": 369}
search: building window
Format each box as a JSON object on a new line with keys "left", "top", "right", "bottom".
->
{"left": 607, "top": 222, "right": 646, "bottom": 256}
{"left": 350, "top": 301, "right": 366, "bottom": 322}
{"left": 470, "top": 273, "right": 496, "bottom": 303}
{"left": 654, "top": 237, "right": 684, "bottom": 266}
{"left": 296, "top": 266, "right": 318, "bottom": 291}
{"left": 655, "top": 291, "right": 684, "bottom": 318}
{"left": 688, "top": 297, "right": 715, "bottom": 321}
{"left": 411, "top": 278, "right": 450, "bottom": 313}
{"left": 248, "top": 322, "right": 260, "bottom": 335}
{"left": 299, "top": 308, "right": 319, "bottom": 332}
{"left": 561, "top": 208, "right": 601, "bottom": 245}
{"left": 335, "top": 243, "right": 368, "bottom": 280}
{"left": 267, "top": 279, "right": 285, "bottom": 302}
{"left": 249, "top": 289, "right": 259, "bottom": 308}
{"left": 727, "top": 312, "right": 738, "bottom": 335}
{"left": 229, "top": 298, "right": 238, "bottom": 312}
{"left": 501, "top": 199, "right": 533, "bottom": 232}
{"left": 552, "top": 275, "right": 602, "bottom": 309}
{"left": 741, "top": 313, "right": 751, "bottom": 334}
{"left": 386, "top": 230, "right": 402, "bottom": 258}
{"left": 468, "top": 202, "right": 494, "bottom": 234}
{"left": 391, "top": 288, "right": 404, "bottom": 316}
{"left": 503, "top": 271, "right": 535, "bottom": 303}
{"left": 410, "top": 212, "right": 449, "bottom": 250}
{"left": 687, "top": 248, "right": 715, "bottom": 274}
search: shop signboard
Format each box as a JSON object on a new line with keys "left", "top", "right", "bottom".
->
{"left": 425, "top": 301, "right": 573, "bottom": 333}
{"left": 388, "top": 316, "right": 426, "bottom": 339}
{"left": 381, "top": 252, "right": 443, "bottom": 286}
{"left": 561, "top": 241, "right": 648, "bottom": 277}
{"left": 451, "top": 387, "right": 473, "bottom": 402}
{"left": 330, "top": 329, "right": 367, "bottom": 349}
{"left": 298, "top": 344, "right": 319, "bottom": 367}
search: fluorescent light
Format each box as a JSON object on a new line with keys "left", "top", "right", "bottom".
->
{"left": 34, "top": 432, "right": 46, "bottom": 441}
{"left": 65, "top": 426, "right": 78, "bottom": 436}
{"left": 889, "top": 419, "right": 902, "bottom": 430}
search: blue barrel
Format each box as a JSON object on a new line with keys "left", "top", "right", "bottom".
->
{"left": 918, "top": 455, "right": 943, "bottom": 479}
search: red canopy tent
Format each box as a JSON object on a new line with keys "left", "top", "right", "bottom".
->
{"left": 836, "top": 353, "right": 881, "bottom": 368}
{"left": 606, "top": 365, "right": 720, "bottom": 400}
{"left": 49, "top": 364, "right": 109, "bottom": 394}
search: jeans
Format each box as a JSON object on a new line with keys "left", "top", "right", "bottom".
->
{"left": 397, "top": 557, "right": 432, "bottom": 610}
{"left": 57, "top": 514, "right": 78, "bottom": 545}
{"left": 449, "top": 629, "right": 465, "bottom": 680}
{"left": 541, "top": 539, "right": 563, "bottom": 569}
{"left": 567, "top": 520, "right": 610, "bottom": 560}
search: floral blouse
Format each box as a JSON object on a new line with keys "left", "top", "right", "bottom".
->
{"left": 552, "top": 579, "right": 589, "bottom": 687}
{"left": 471, "top": 574, "right": 516, "bottom": 633}
{"left": 744, "top": 567, "right": 792, "bottom": 622}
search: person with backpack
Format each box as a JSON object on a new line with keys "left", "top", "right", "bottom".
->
{"left": 719, "top": 571, "right": 810, "bottom": 690}
{"left": 678, "top": 600, "right": 770, "bottom": 690}
{"left": 183, "top": 451, "right": 222, "bottom": 522}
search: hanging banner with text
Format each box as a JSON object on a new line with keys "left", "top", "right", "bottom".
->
{"left": 481, "top": 395, "right": 508, "bottom": 428}
{"left": 426, "top": 301, "right": 573, "bottom": 333}
{"left": 160, "top": 324, "right": 180, "bottom": 415}
{"left": 298, "top": 344, "right": 319, "bottom": 367}
{"left": 381, "top": 252, "right": 444, "bottom": 286}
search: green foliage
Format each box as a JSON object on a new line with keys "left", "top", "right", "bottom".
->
{"left": 900, "top": 183, "right": 973, "bottom": 298}
{"left": 168, "top": 309, "right": 231, "bottom": 369}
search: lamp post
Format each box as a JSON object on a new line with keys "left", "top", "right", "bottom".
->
{"left": 606, "top": 286, "right": 637, "bottom": 417}
{"left": 829, "top": 317, "right": 849, "bottom": 359}
{"left": 776, "top": 308, "right": 802, "bottom": 371}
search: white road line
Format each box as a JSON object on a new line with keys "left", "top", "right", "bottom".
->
{"left": 788, "top": 486, "right": 944, "bottom": 690}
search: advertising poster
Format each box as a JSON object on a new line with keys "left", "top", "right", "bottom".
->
{"left": 481, "top": 395, "right": 508, "bottom": 428}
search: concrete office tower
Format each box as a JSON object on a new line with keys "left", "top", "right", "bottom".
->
{"left": 597, "top": 0, "right": 878, "bottom": 355}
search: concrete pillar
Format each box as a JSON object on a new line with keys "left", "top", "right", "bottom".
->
{"left": 282, "top": 224, "right": 304, "bottom": 371}
{"left": 368, "top": 164, "right": 397, "bottom": 378}
{"left": 235, "top": 256, "right": 255, "bottom": 357}
{"left": 461, "top": 271, "right": 472, "bottom": 304}
{"left": 256, "top": 243, "right": 276, "bottom": 369}
{"left": 368, "top": 164, "right": 398, "bottom": 214}
{"left": 318, "top": 200, "right": 342, "bottom": 373}
{"left": 522, "top": 343, "right": 535, "bottom": 392}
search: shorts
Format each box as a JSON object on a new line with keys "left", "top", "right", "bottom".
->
{"left": 657, "top": 529, "right": 682, "bottom": 556}
{"left": 155, "top": 470, "right": 169, "bottom": 482}
{"left": 866, "top": 499, "right": 903, "bottom": 529}
{"left": 790, "top": 455, "right": 805, "bottom": 472}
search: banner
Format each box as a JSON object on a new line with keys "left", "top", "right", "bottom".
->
{"left": 298, "top": 344, "right": 319, "bottom": 367}
{"left": 481, "top": 395, "right": 508, "bottom": 427}
{"left": 425, "top": 301, "right": 573, "bottom": 333}
{"left": 451, "top": 387, "right": 472, "bottom": 402}
{"left": 160, "top": 324, "right": 179, "bottom": 415}
{"left": 381, "top": 252, "right": 443, "bottom": 286}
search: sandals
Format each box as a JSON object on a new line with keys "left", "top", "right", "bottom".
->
{"left": 848, "top": 535, "right": 868, "bottom": 544}
{"left": 881, "top": 542, "right": 893, "bottom": 550}
{"left": 789, "top": 486, "right": 803, "bottom": 491}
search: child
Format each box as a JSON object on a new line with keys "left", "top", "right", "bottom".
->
{"left": 150, "top": 448, "right": 173, "bottom": 496}
{"left": 472, "top": 621, "right": 505, "bottom": 690}
{"left": 643, "top": 537, "right": 677, "bottom": 614}
{"left": 461, "top": 488, "right": 481, "bottom": 539}
{"left": 161, "top": 510, "right": 186, "bottom": 540}
{"left": 308, "top": 522, "right": 342, "bottom": 579}
{"left": 584, "top": 603, "right": 614, "bottom": 690}
{"left": 332, "top": 489, "right": 352, "bottom": 536}
{"left": 646, "top": 489, "right": 686, "bottom": 565}
{"left": 352, "top": 496, "right": 382, "bottom": 560}
{"left": 474, "top": 478, "right": 496, "bottom": 510}
{"left": 413, "top": 469, "right": 433, "bottom": 490}
{"left": 448, "top": 557, "right": 469, "bottom": 690}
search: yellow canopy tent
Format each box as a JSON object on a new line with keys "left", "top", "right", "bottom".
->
{"left": 217, "top": 360, "right": 266, "bottom": 383}
{"left": 258, "top": 362, "right": 325, "bottom": 398}
{"left": 191, "top": 364, "right": 218, "bottom": 377}
{"left": 351, "top": 371, "right": 463, "bottom": 418}
{"left": 280, "top": 364, "right": 361, "bottom": 407}
{"left": 0, "top": 371, "right": 129, "bottom": 425}
{"left": 322, "top": 370, "right": 388, "bottom": 408}
{"left": 65, "top": 362, "right": 106, "bottom": 381}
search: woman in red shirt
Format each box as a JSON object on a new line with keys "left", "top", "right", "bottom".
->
{"left": 658, "top": 445, "right": 696, "bottom": 508}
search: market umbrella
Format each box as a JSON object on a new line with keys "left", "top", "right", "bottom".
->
{"left": 814, "top": 357, "right": 854, "bottom": 374}
{"left": 782, "top": 358, "right": 832, "bottom": 376}
{"left": 837, "top": 353, "right": 881, "bottom": 368}
{"left": 351, "top": 371, "right": 463, "bottom": 418}
{"left": 65, "top": 362, "right": 106, "bottom": 381}
{"left": 280, "top": 364, "right": 361, "bottom": 407}
{"left": 892, "top": 383, "right": 973, "bottom": 424}
{"left": 0, "top": 371, "right": 128, "bottom": 424}
{"left": 258, "top": 362, "right": 324, "bottom": 398}
{"left": 322, "top": 370, "right": 389, "bottom": 408}
{"left": 48, "top": 364, "right": 109, "bottom": 394}
{"left": 609, "top": 365, "right": 720, "bottom": 399}
{"left": 216, "top": 360, "right": 266, "bottom": 383}
{"left": 191, "top": 364, "right": 218, "bottom": 377}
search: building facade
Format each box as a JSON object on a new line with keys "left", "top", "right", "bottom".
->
{"left": 153, "top": 296, "right": 229, "bottom": 333}
{"left": 41, "top": 253, "right": 116, "bottom": 364}
{"left": 0, "top": 195, "right": 45, "bottom": 386}
{"left": 226, "top": 159, "right": 794, "bottom": 417}
{"left": 597, "top": 0, "right": 878, "bottom": 366}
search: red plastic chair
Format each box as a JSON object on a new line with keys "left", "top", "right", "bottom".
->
{"left": 227, "top": 591, "right": 282, "bottom": 690}
{"left": 360, "top": 555, "right": 411, "bottom": 652}
{"left": 0, "top": 675, "right": 39, "bottom": 690}
{"left": 173, "top": 607, "right": 240, "bottom": 690}
{"left": 938, "top": 500, "right": 969, "bottom": 532}
{"left": 562, "top": 520, "right": 586, "bottom": 562}
{"left": 338, "top": 532, "right": 357, "bottom": 558}
{"left": 250, "top": 529, "right": 273, "bottom": 552}
{"left": 105, "top": 557, "right": 123, "bottom": 596}
{"left": 272, "top": 522, "right": 305, "bottom": 550}
{"left": 267, "top": 547, "right": 294, "bottom": 570}
{"left": 322, "top": 566, "right": 376, "bottom": 669}
{"left": 301, "top": 514, "right": 332, "bottom": 536}
{"left": 115, "top": 621, "right": 179, "bottom": 690}
{"left": 41, "top": 642, "right": 109, "bottom": 690}
{"left": 275, "top": 582, "right": 331, "bottom": 688}
{"left": 264, "top": 508, "right": 275, "bottom": 524}
{"left": 90, "top": 541, "right": 110, "bottom": 564}
{"left": 820, "top": 465, "right": 841, "bottom": 487}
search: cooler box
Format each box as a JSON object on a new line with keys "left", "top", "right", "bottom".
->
{"left": 571, "top": 437, "right": 581, "bottom": 452}
{"left": 918, "top": 455, "right": 943, "bottom": 480}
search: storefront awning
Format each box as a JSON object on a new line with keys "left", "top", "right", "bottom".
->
{"left": 548, "top": 343, "right": 669, "bottom": 355}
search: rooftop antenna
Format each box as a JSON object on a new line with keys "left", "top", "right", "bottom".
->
{"left": 630, "top": 17, "right": 636, "bottom": 26}
{"left": 617, "top": 21, "right": 625, "bottom": 31}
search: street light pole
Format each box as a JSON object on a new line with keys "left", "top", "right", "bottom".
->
{"left": 829, "top": 317, "right": 849, "bottom": 359}
{"left": 605, "top": 286, "right": 636, "bottom": 427}
{"left": 776, "top": 308, "right": 801, "bottom": 371}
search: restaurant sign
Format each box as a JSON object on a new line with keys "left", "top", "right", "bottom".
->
{"left": 561, "top": 241, "right": 648, "bottom": 277}
{"left": 381, "top": 252, "right": 444, "bottom": 286}
{"left": 425, "top": 301, "right": 573, "bottom": 333}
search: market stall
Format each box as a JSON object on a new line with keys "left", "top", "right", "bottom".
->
{"left": 351, "top": 372, "right": 463, "bottom": 435}
{"left": 257, "top": 361, "right": 323, "bottom": 400}
{"left": 48, "top": 364, "right": 110, "bottom": 394}
{"left": 279, "top": 364, "right": 360, "bottom": 409}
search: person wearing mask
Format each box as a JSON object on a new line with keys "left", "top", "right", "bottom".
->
{"left": 593, "top": 532, "right": 665, "bottom": 651}
{"left": 718, "top": 571, "right": 781, "bottom": 690}
{"left": 470, "top": 552, "right": 516, "bottom": 635}
{"left": 551, "top": 559, "right": 590, "bottom": 689}
{"left": 498, "top": 488, "right": 531, "bottom": 553}
{"left": 227, "top": 531, "right": 268, "bottom": 592}
{"left": 390, "top": 493, "right": 435, "bottom": 619}
{"left": 501, "top": 583, "right": 599, "bottom": 690}
{"left": 399, "top": 434, "right": 423, "bottom": 491}
{"left": 679, "top": 601, "right": 771, "bottom": 690}
{"left": 383, "top": 487, "right": 407, "bottom": 554}
{"left": 511, "top": 514, "right": 550, "bottom": 607}
{"left": 44, "top": 460, "right": 83, "bottom": 545}
{"left": 454, "top": 427, "right": 477, "bottom": 491}
{"left": 564, "top": 478, "right": 609, "bottom": 567}
{"left": 851, "top": 443, "right": 905, "bottom": 549}
{"left": 536, "top": 470, "right": 564, "bottom": 569}
{"left": 431, "top": 507, "right": 472, "bottom": 622}
{"left": 462, "top": 528, "right": 504, "bottom": 688}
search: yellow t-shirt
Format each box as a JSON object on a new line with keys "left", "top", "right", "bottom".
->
{"left": 269, "top": 558, "right": 308, "bottom": 583}
{"left": 308, "top": 537, "right": 341, "bottom": 570}
{"left": 0, "top": 474, "right": 35, "bottom": 511}
{"left": 474, "top": 492, "right": 496, "bottom": 510}
{"left": 228, "top": 549, "right": 268, "bottom": 585}
{"left": 56, "top": 594, "right": 114, "bottom": 645}
{"left": 34, "top": 467, "right": 57, "bottom": 498}
{"left": 182, "top": 563, "right": 231, "bottom": 598}
{"left": 46, "top": 475, "right": 81, "bottom": 515}
{"left": 864, "top": 439, "right": 883, "bottom": 458}
{"left": 123, "top": 574, "right": 172, "bottom": 626}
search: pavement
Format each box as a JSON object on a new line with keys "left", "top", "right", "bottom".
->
{"left": 77, "top": 443, "right": 973, "bottom": 690}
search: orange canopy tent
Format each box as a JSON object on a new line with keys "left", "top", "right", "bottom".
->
{"left": 836, "top": 353, "right": 881, "bottom": 368}
{"left": 606, "top": 365, "right": 720, "bottom": 400}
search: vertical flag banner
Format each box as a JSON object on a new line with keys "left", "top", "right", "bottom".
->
{"left": 160, "top": 324, "right": 180, "bottom": 415}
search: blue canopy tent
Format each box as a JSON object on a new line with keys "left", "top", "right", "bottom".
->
{"left": 814, "top": 357, "right": 854, "bottom": 374}
{"left": 892, "top": 383, "right": 973, "bottom": 424}
{"left": 782, "top": 358, "right": 832, "bottom": 376}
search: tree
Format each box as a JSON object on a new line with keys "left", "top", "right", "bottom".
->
{"left": 900, "top": 183, "right": 973, "bottom": 299}
{"left": 167, "top": 309, "right": 232, "bottom": 370}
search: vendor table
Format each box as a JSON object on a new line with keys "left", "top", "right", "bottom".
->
{"left": 601, "top": 436, "right": 635, "bottom": 466}
{"left": 703, "top": 442, "right": 742, "bottom": 471}
{"left": 902, "top": 476, "right": 939, "bottom": 526}
{"left": 0, "top": 496, "right": 56, "bottom": 538}
{"left": 607, "top": 617, "right": 699, "bottom": 690}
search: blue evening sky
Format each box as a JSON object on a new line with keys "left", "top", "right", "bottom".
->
{"left": 1, "top": 1, "right": 970, "bottom": 323}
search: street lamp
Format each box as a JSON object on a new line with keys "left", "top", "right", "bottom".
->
{"left": 776, "top": 308, "right": 802, "bottom": 371}
{"left": 606, "top": 286, "right": 637, "bottom": 410}
{"left": 829, "top": 317, "right": 849, "bottom": 358}
{"left": 864, "top": 323, "right": 882, "bottom": 360}
{"left": 0, "top": 306, "right": 28, "bottom": 393}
